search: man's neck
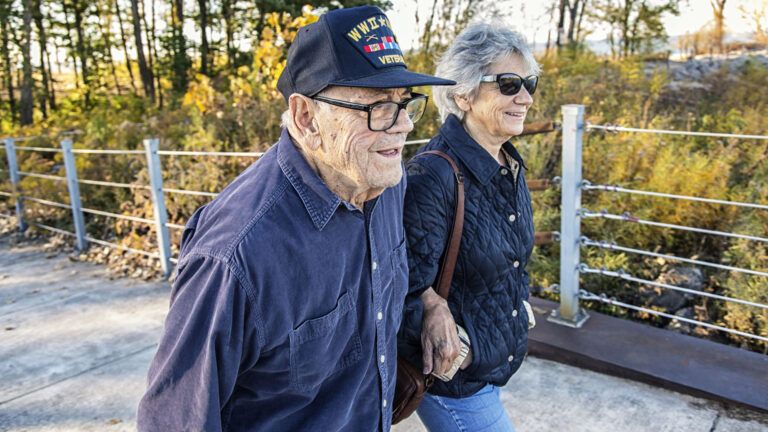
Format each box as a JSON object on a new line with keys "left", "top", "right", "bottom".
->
{"left": 293, "top": 139, "right": 383, "bottom": 210}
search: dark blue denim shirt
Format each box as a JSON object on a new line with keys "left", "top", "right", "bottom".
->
{"left": 137, "top": 129, "right": 408, "bottom": 431}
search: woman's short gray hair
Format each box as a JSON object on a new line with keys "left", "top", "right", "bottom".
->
{"left": 433, "top": 22, "right": 540, "bottom": 122}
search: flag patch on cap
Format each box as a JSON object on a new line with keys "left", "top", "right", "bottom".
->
{"left": 345, "top": 15, "right": 406, "bottom": 68}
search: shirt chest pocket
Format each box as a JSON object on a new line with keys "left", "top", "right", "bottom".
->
{"left": 289, "top": 291, "right": 363, "bottom": 393}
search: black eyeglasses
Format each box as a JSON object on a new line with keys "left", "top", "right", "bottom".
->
{"left": 311, "top": 93, "right": 428, "bottom": 132}
{"left": 480, "top": 73, "right": 539, "bottom": 96}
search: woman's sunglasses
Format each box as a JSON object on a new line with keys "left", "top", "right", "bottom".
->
{"left": 480, "top": 73, "right": 539, "bottom": 96}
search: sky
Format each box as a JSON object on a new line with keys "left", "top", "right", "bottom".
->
{"left": 387, "top": 0, "right": 763, "bottom": 51}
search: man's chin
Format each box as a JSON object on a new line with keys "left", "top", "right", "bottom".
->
{"left": 370, "top": 168, "right": 403, "bottom": 190}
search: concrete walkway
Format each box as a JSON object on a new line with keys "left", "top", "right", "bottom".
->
{"left": 1, "top": 240, "right": 766, "bottom": 432}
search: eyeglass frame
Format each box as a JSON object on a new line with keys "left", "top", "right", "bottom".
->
{"left": 479, "top": 73, "right": 539, "bottom": 96}
{"left": 310, "top": 92, "right": 429, "bottom": 132}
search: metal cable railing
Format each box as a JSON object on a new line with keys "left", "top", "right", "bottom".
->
{"left": 586, "top": 123, "right": 768, "bottom": 141}
{"left": 581, "top": 209, "right": 768, "bottom": 244}
{"left": 71, "top": 149, "right": 144, "bottom": 155}
{"left": 15, "top": 146, "right": 62, "bottom": 153}
{"left": 163, "top": 188, "right": 218, "bottom": 197}
{"left": 581, "top": 237, "right": 768, "bottom": 278}
{"left": 582, "top": 182, "right": 768, "bottom": 211}
{"left": 18, "top": 171, "right": 67, "bottom": 182}
{"left": 22, "top": 196, "right": 72, "bottom": 210}
{"left": 5, "top": 118, "right": 767, "bottom": 352}
{"left": 578, "top": 287, "right": 768, "bottom": 343}
{"left": 79, "top": 179, "right": 151, "bottom": 190}
{"left": 157, "top": 150, "right": 264, "bottom": 157}
{"left": 80, "top": 207, "right": 154, "bottom": 225}
{"left": 579, "top": 264, "right": 768, "bottom": 310}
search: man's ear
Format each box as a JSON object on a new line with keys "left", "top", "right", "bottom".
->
{"left": 288, "top": 94, "right": 322, "bottom": 150}
{"left": 454, "top": 93, "right": 472, "bottom": 113}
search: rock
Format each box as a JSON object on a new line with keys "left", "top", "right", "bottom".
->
{"left": 667, "top": 307, "right": 695, "bottom": 335}
{"left": 649, "top": 267, "right": 706, "bottom": 313}
{"left": 657, "top": 267, "right": 706, "bottom": 300}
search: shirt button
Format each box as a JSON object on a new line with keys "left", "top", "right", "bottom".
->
{"left": 380, "top": 355, "right": 386, "bottom": 363}
{"left": 512, "top": 309, "right": 518, "bottom": 317}
{"left": 501, "top": 168, "right": 509, "bottom": 175}
{"left": 508, "top": 214, "right": 516, "bottom": 223}
{"left": 372, "top": 261, "right": 378, "bottom": 271}
{"left": 377, "top": 311, "right": 383, "bottom": 321}
{"left": 508, "top": 355, "right": 514, "bottom": 362}
{"left": 513, "top": 260, "right": 520, "bottom": 268}
{"left": 383, "top": 399, "right": 388, "bottom": 408}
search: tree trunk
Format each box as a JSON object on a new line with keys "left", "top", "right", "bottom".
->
{"left": 72, "top": 0, "right": 91, "bottom": 106}
{"left": 129, "top": 0, "right": 155, "bottom": 102}
{"left": 32, "top": 0, "right": 52, "bottom": 117}
{"left": 149, "top": 0, "right": 162, "bottom": 107}
{"left": 171, "top": 0, "right": 189, "bottom": 93}
{"left": 62, "top": 3, "right": 80, "bottom": 89}
{"left": 198, "top": 0, "right": 210, "bottom": 76}
{"left": 556, "top": 0, "right": 567, "bottom": 47}
{"left": 114, "top": 0, "right": 138, "bottom": 94}
{"left": 20, "top": 0, "right": 34, "bottom": 125}
{"left": 710, "top": 0, "right": 726, "bottom": 54}
{"left": 97, "top": 2, "right": 123, "bottom": 95}
{"left": 567, "top": 0, "right": 581, "bottom": 43}
{"left": 223, "top": 0, "right": 235, "bottom": 70}
{"left": 0, "top": 2, "right": 18, "bottom": 120}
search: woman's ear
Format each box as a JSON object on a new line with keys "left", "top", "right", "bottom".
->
{"left": 288, "top": 94, "right": 322, "bottom": 150}
{"left": 454, "top": 93, "right": 471, "bottom": 113}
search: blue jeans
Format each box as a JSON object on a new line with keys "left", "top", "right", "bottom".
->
{"left": 416, "top": 384, "right": 515, "bottom": 432}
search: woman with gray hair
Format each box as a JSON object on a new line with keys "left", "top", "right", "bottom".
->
{"left": 397, "top": 22, "right": 539, "bottom": 431}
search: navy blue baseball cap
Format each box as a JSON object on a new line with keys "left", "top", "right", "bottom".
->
{"left": 277, "top": 6, "right": 455, "bottom": 101}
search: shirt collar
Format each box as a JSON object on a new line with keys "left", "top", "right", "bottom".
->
{"left": 439, "top": 114, "right": 528, "bottom": 185}
{"left": 277, "top": 129, "right": 343, "bottom": 231}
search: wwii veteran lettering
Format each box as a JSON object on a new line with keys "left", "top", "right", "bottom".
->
{"left": 345, "top": 14, "right": 406, "bottom": 67}
{"left": 137, "top": 5, "right": 454, "bottom": 432}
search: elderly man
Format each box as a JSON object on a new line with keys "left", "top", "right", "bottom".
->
{"left": 136, "top": 5, "right": 453, "bottom": 432}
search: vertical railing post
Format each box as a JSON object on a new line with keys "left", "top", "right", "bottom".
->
{"left": 549, "top": 104, "right": 590, "bottom": 328}
{"left": 144, "top": 138, "right": 172, "bottom": 278}
{"left": 4, "top": 138, "right": 26, "bottom": 232}
{"left": 61, "top": 138, "right": 87, "bottom": 251}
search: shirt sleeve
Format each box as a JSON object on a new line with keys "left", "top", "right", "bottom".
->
{"left": 137, "top": 254, "right": 260, "bottom": 432}
{"left": 403, "top": 159, "right": 453, "bottom": 297}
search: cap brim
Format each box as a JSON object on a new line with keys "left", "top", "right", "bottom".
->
{"left": 328, "top": 68, "right": 455, "bottom": 90}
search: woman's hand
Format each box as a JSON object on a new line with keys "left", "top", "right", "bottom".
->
{"left": 420, "top": 287, "right": 461, "bottom": 376}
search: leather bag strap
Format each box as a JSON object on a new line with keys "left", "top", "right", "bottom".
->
{"left": 411, "top": 150, "right": 465, "bottom": 300}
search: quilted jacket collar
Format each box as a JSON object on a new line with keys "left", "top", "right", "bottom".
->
{"left": 439, "top": 114, "right": 527, "bottom": 185}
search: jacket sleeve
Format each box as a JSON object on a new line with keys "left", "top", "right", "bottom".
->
{"left": 137, "top": 254, "right": 260, "bottom": 432}
{"left": 403, "top": 159, "right": 453, "bottom": 297}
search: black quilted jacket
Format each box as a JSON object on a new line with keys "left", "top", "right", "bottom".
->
{"left": 397, "top": 114, "right": 534, "bottom": 398}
